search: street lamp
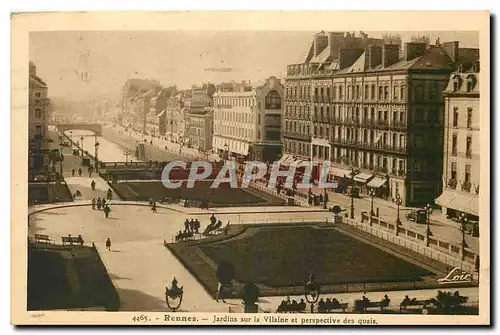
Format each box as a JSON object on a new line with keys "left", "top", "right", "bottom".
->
{"left": 424, "top": 203, "right": 433, "bottom": 238}
{"left": 69, "top": 130, "right": 73, "bottom": 146}
{"left": 165, "top": 277, "right": 184, "bottom": 312}
{"left": 369, "top": 188, "right": 376, "bottom": 226}
{"left": 395, "top": 194, "right": 403, "bottom": 231}
{"left": 80, "top": 136, "right": 84, "bottom": 156}
{"left": 94, "top": 140, "right": 100, "bottom": 173}
{"left": 459, "top": 212, "right": 469, "bottom": 260}
{"left": 224, "top": 143, "right": 229, "bottom": 161}
{"left": 304, "top": 273, "right": 320, "bottom": 313}
{"left": 349, "top": 167, "right": 360, "bottom": 219}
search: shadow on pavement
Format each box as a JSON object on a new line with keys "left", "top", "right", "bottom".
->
{"left": 115, "top": 288, "right": 167, "bottom": 311}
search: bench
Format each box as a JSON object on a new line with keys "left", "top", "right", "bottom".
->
{"left": 354, "top": 299, "right": 390, "bottom": 313}
{"left": 61, "top": 236, "right": 83, "bottom": 246}
{"left": 400, "top": 299, "right": 436, "bottom": 312}
{"left": 34, "top": 234, "right": 52, "bottom": 244}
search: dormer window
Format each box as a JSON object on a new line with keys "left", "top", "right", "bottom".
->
{"left": 466, "top": 75, "right": 477, "bottom": 92}
{"left": 452, "top": 75, "right": 462, "bottom": 91}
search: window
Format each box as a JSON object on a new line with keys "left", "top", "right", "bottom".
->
{"left": 326, "top": 87, "right": 330, "bottom": 98}
{"left": 415, "top": 108, "right": 423, "bottom": 123}
{"left": 453, "top": 107, "right": 459, "bottom": 127}
{"left": 430, "top": 83, "right": 438, "bottom": 100}
{"left": 415, "top": 85, "right": 424, "bottom": 100}
{"left": 35, "top": 125, "right": 42, "bottom": 136}
{"left": 371, "top": 84, "right": 375, "bottom": 100}
{"left": 466, "top": 75, "right": 476, "bottom": 92}
{"left": 452, "top": 134, "right": 457, "bottom": 155}
{"left": 265, "top": 90, "right": 281, "bottom": 109}
{"left": 383, "top": 110, "right": 388, "bottom": 121}
{"left": 384, "top": 86, "right": 389, "bottom": 100}
{"left": 364, "top": 85, "right": 369, "bottom": 99}
{"left": 34, "top": 108, "right": 42, "bottom": 119}
{"left": 339, "top": 86, "right": 343, "bottom": 99}
{"left": 465, "top": 164, "right": 471, "bottom": 182}
{"left": 466, "top": 136, "right": 472, "bottom": 158}
{"left": 467, "top": 108, "right": 473, "bottom": 128}
{"left": 393, "top": 85, "right": 398, "bottom": 100}
{"left": 34, "top": 92, "right": 41, "bottom": 98}
{"left": 370, "top": 107, "right": 375, "bottom": 121}
{"left": 363, "top": 107, "right": 368, "bottom": 121}
{"left": 451, "top": 162, "right": 457, "bottom": 180}
{"left": 332, "top": 86, "right": 336, "bottom": 99}
{"left": 453, "top": 75, "right": 462, "bottom": 91}
{"left": 378, "top": 86, "right": 383, "bottom": 100}
{"left": 315, "top": 87, "right": 319, "bottom": 98}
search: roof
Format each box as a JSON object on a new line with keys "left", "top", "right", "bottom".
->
{"left": 443, "top": 72, "right": 480, "bottom": 96}
{"left": 336, "top": 45, "right": 455, "bottom": 75}
{"left": 29, "top": 75, "right": 47, "bottom": 88}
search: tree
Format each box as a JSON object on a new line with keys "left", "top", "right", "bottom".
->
{"left": 216, "top": 260, "right": 235, "bottom": 286}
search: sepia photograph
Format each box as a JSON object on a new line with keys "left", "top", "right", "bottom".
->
{"left": 11, "top": 11, "right": 490, "bottom": 325}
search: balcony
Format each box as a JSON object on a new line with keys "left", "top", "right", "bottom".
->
{"left": 283, "top": 131, "right": 311, "bottom": 142}
{"left": 330, "top": 139, "right": 407, "bottom": 154}
{"left": 447, "top": 178, "right": 457, "bottom": 189}
{"left": 462, "top": 180, "right": 472, "bottom": 192}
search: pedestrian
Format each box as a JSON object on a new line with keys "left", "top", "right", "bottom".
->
{"left": 78, "top": 168, "right": 82, "bottom": 177}
{"left": 189, "top": 218, "right": 196, "bottom": 232}
{"left": 96, "top": 197, "right": 102, "bottom": 210}
{"left": 107, "top": 188, "right": 113, "bottom": 200}
{"left": 104, "top": 204, "right": 111, "bottom": 218}
{"left": 91, "top": 180, "right": 96, "bottom": 191}
{"left": 91, "top": 198, "right": 96, "bottom": 210}
{"left": 151, "top": 200, "right": 157, "bottom": 213}
{"left": 77, "top": 234, "right": 84, "bottom": 246}
{"left": 102, "top": 198, "right": 107, "bottom": 207}
{"left": 105, "top": 237, "right": 112, "bottom": 251}
{"left": 71, "top": 168, "right": 75, "bottom": 177}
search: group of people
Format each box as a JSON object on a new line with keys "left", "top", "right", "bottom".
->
{"left": 66, "top": 234, "right": 85, "bottom": 246}
{"left": 175, "top": 218, "right": 201, "bottom": 241}
{"left": 276, "top": 297, "right": 307, "bottom": 313}
{"left": 91, "top": 197, "right": 111, "bottom": 218}
{"left": 317, "top": 297, "right": 343, "bottom": 313}
{"left": 71, "top": 168, "right": 83, "bottom": 177}
{"left": 204, "top": 214, "right": 224, "bottom": 235}
{"left": 308, "top": 190, "right": 329, "bottom": 207}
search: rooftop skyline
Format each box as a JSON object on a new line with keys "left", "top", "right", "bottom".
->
{"left": 30, "top": 30, "right": 479, "bottom": 101}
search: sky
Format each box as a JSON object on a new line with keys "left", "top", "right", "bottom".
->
{"left": 29, "top": 30, "right": 479, "bottom": 101}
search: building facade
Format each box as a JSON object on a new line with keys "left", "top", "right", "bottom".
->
{"left": 283, "top": 32, "right": 479, "bottom": 206}
{"left": 28, "top": 62, "right": 51, "bottom": 171}
{"left": 212, "top": 76, "right": 284, "bottom": 162}
{"left": 184, "top": 108, "right": 214, "bottom": 151}
{"left": 435, "top": 67, "right": 480, "bottom": 221}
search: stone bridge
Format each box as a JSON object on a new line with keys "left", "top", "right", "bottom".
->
{"left": 55, "top": 123, "right": 102, "bottom": 135}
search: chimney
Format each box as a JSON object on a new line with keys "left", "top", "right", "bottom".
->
{"left": 313, "top": 31, "right": 329, "bottom": 57}
{"left": 442, "top": 41, "right": 459, "bottom": 63}
{"left": 382, "top": 44, "right": 400, "bottom": 67}
{"left": 404, "top": 42, "right": 426, "bottom": 62}
{"left": 328, "top": 32, "right": 344, "bottom": 58}
{"left": 339, "top": 49, "right": 364, "bottom": 70}
{"left": 368, "top": 45, "right": 382, "bottom": 69}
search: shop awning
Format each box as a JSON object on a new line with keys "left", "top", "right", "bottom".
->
{"left": 354, "top": 173, "right": 373, "bottom": 183}
{"left": 436, "top": 190, "right": 478, "bottom": 216}
{"left": 367, "top": 176, "right": 387, "bottom": 188}
{"left": 329, "top": 166, "right": 350, "bottom": 178}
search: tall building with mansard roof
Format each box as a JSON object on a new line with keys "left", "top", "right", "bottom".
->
{"left": 435, "top": 63, "right": 480, "bottom": 223}
{"left": 283, "top": 32, "right": 478, "bottom": 206}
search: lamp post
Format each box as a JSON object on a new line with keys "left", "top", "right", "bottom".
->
{"left": 69, "top": 130, "right": 73, "bottom": 147}
{"left": 424, "top": 203, "right": 433, "bottom": 246}
{"left": 80, "top": 136, "right": 84, "bottom": 156}
{"left": 94, "top": 139, "right": 100, "bottom": 173}
{"left": 459, "top": 212, "right": 469, "bottom": 261}
{"left": 349, "top": 167, "right": 360, "bottom": 219}
{"left": 395, "top": 194, "right": 402, "bottom": 234}
{"left": 224, "top": 143, "right": 229, "bottom": 162}
{"left": 369, "top": 188, "right": 376, "bottom": 226}
{"left": 304, "top": 273, "right": 320, "bottom": 313}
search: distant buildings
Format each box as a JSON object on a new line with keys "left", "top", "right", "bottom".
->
{"left": 183, "top": 87, "right": 214, "bottom": 149}
{"left": 28, "top": 62, "right": 51, "bottom": 171}
{"left": 283, "top": 31, "right": 479, "bottom": 206}
{"left": 120, "top": 79, "right": 162, "bottom": 132}
{"left": 212, "top": 76, "right": 284, "bottom": 162}
{"left": 435, "top": 63, "right": 480, "bottom": 222}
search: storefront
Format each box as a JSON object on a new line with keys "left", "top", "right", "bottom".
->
{"left": 435, "top": 190, "right": 479, "bottom": 221}
{"left": 367, "top": 175, "right": 390, "bottom": 199}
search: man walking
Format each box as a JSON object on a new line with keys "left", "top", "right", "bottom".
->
{"left": 105, "top": 237, "right": 112, "bottom": 251}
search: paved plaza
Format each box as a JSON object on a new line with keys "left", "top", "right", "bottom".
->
{"left": 29, "top": 204, "right": 478, "bottom": 313}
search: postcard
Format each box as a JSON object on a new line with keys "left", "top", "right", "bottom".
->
{"left": 11, "top": 10, "right": 490, "bottom": 325}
